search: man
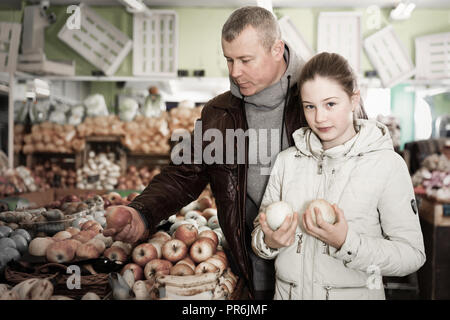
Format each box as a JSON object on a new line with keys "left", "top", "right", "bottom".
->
{"left": 103, "top": 6, "right": 306, "bottom": 299}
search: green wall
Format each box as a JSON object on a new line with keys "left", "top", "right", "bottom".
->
{"left": 31, "top": 5, "right": 450, "bottom": 77}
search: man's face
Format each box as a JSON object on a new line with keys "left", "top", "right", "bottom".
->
{"left": 222, "top": 26, "right": 283, "bottom": 96}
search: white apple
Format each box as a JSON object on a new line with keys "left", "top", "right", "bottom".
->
{"left": 207, "top": 216, "right": 220, "bottom": 229}
{"left": 185, "top": 211, "right": 207, "bottom": 227}
{"left": 265, "top": 201, "right": 293, "bottom": 231}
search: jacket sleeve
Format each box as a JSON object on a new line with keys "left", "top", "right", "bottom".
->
{"left": 251, "top": 154, "right": 284, "bottom": 260}
{"left": 330, "top": 154, "right": 426, "bottom": 277}
{"left": 128, "top": 108, "right": 211, "bottom": 235}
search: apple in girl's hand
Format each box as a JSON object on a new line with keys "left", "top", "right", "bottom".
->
{"left": 308, "top": 199, "right": 336, "bottom": 226}
{"left": 265, "top": 201, "right": 294, "bottom": 231}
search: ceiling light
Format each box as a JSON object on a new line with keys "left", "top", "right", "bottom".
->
{"left": 390, "top": 1, "right": 416, "bottom": 20}
{"left": 118, "top": 0, "right": 147, "bottom": 13}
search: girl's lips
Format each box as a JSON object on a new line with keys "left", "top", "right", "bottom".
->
{"left": 317, "top": 126, "right": 332, "bottom": 132}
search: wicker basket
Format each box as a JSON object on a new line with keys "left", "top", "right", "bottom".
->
{"left": 4, "top": 263, "right": 110, "bottom": 299}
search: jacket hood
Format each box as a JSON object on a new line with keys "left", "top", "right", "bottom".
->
{"left": 229, "top": 43, "right": 302, "bottom": 109}
{"left": 292, "top": 119, "right": 394, "bottom": 159}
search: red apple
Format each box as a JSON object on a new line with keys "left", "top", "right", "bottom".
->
{"left": 46, "top": 240, "right": 76, "bottom": 263}
{"left": 76, "top": 242, "right": 101, "bottom": 260}
{"left": 190, "top": 237, "right": 216, "bottom": 263}
{"left": 104, "top": 246, "right": 128, "bottom": 262}
{"left": 71, "top": 230, "right": 97, "bottom": 243}
{"left": 170, "top": 263, "right": 195, "bottom": 276}
{"left": 52, "top": 231, "right": 73, "bottom": 241}
{"left": 206, "top": 256, "right": 227, "bottom": 273}
{"left": 144, "top": 259, "right": 172, "bottom": 280}
{"left": 162, "top": 239, "right": 188, "bottom": 263}
{"left": 127, "top": 192, "right": 140, "bottom": 202}
{"left": 147, "top": 238, "right": 165, "bottom": 259}
{"left": 132, "top": 243, "right": 158, "bottom": 267}
{"left": 121, "top": 263, "right": 144, "bottom": 281}
{"left": 174, "top": 223, "right": 198, "bottom": 247}
{"left": 200, "top": 208, "right": 217, "bottom": 220}
{"left": 150, "top": 231, "right": 172, "bottom": 243}
{"left": 197, "top": 196, "right": 212, "bottom": 211}
{"left": 106, "top": 192, "right": 123, "bottom": 205}
{"left": 195, "top": 261, "right": 218, "bottom": 274}
{"left": 198, "top": 230, "right": 219, "bottom": 248}
{"left": 175, "top": 256, "right": 196, "bottom": 271}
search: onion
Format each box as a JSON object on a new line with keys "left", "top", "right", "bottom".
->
{"left": 265, "top": 201, "right": 293, "bottom": 231}
{"left": 307, "top": 199, "right": 336, "bottom": 225}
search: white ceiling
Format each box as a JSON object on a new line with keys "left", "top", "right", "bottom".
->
{"left": 26, "top": 0, "right": 450, "bottom": 8}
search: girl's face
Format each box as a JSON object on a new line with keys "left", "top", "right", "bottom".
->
{"left": 301, "top": 76, "right": 360, "bottom": 150}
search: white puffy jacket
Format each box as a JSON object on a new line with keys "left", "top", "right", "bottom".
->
{"left": 251, "top": 119, "right": 426, "bottom": 300}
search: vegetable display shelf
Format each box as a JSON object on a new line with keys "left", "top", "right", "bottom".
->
{"left": 126, "top": 152, "right": 171, "bottom": 169}
{"left": 26, "top": 151, "right": 83, "bottom": 169}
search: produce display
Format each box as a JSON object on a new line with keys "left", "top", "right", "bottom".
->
{"left": 0, "top": 167, "right": 38, "bottom": 198}
{"left": 412, "top": 152, "right": 450, "bottom": 202}
{"left": 32, "top": 162, "right": 77, "bottom": 190}
{"left": 168, "top": 105, "right": 203, "bottom": 133}
{"left": 22, "top": 122, "right": 83, "bottom": 154}
{"left": 76, "top": 151, "right": 121, "bottom": 190}
{"left": 0, "top": 187, "right": 240, "bottom": 300}
{"left": 116, "top": 165, "right": 161, "bottom": 191}
{"left": 120, "top": 114, "right": 170, "bottom": 154}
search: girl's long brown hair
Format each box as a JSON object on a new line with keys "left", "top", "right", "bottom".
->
{"left": 297, "top": 52, "right": 368, "bottom": 124}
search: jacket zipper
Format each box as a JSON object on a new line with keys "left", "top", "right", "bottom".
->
{"left": 296, "top": 234, "right": 303, "bottom": 253}
{"left": 276, "top": 276, "right": 297, "bottom": 299}
{"left": 324, "top": 285, "right": 368, "bottom": 300}
{"left": 317, "top": 154, "right": 324, "bottom": 175}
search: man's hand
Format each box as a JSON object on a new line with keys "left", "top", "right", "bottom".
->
{"left": 302, "top": 204, "right": 348, "bottom": 249}
{"left": 103, "top": 205, "right": 149, "bottom": 244}
{"left": 259, "top": 212, "right": 299, "bottom": 249}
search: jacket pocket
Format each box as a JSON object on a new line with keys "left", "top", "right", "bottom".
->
{"left": 275, "top": 275, "right": 298, "bottom": 300}
{"left": 323, "top": 285, "right": 369, "bottom": 300}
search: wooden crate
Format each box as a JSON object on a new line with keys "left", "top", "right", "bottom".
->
{"left": 417, "top": 197, "right": 450, "bottom": 299}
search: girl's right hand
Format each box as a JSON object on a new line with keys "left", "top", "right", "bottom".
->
{"left": 259, "top": 212, "right": 299, "bottom": 249}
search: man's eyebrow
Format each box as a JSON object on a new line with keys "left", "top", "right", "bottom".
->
{"left": 224, "top": 55, "right": 253, "bottom": 59}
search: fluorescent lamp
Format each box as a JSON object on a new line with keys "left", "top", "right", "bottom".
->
{"left": 390, "top": 1, "right": 416, "bottom": 20}
{"left": 119, "top": 0, "right": 147, "bottom": 12}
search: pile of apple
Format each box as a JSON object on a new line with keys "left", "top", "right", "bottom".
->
{"left": 27, "top": 219, "right": 135, "bottom": 265}
{"left": 116, "top": 165, "right": 161, "bottom": 191}
{"left": 112, "top": 196, "right": 237, "bottom": 299}
{"left": 168, "top": 105, "right": 203, "bottom": 133}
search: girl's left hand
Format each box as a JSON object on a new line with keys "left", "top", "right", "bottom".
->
{"left": 302, "top": 204, "right": 348, "bottom": 249}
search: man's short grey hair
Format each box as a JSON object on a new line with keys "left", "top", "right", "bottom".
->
{"left": 222, "top": 6, "right": 281, "bottom": 51}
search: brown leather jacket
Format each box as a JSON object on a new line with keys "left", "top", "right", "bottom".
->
{"left": 128, "top": 86, "right": 306, "bottom": 298}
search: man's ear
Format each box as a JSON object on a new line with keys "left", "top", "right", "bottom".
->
{"left": 272, "top": 39, "right": 284, "bottom": 60}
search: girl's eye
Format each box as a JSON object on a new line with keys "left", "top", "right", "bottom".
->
{"left": 303, "top": 104, "right": 315, "bottom": 110}
{"left": 327, "top": 102, "right": 336, "bottom": 107}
